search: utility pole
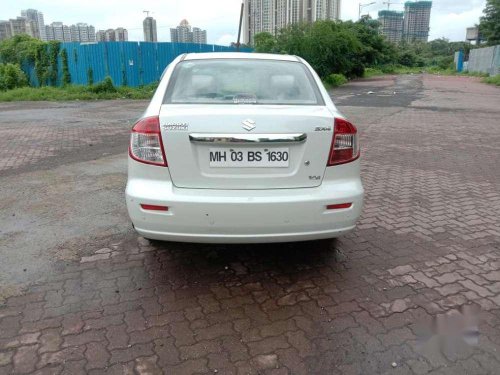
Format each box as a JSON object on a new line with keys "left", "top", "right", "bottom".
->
{"left": 359, "top": 2, "right": 376, "bottom": 20}
{"left": 236, "top": 2, "right": 244, "bottom": 52}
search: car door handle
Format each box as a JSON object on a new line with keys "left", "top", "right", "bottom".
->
{"left": 188, "top": 133, "right": 307, "bottom": 144}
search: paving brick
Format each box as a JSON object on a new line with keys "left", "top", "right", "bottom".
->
{"left": 109, "top": 343, "right": 154, "bottom": 364}
{"left": 39, "top": 329, "right": 62, "bottom": 354}
{"left": 39, "top": 346, "right": 86, "bottom": 368}
{"left": 247, "top": 336, "right": 290, "bottom": 356}
{"left": 85, "top": 341, "right": 110, "bottom": 370}
{"left": 163, "top": 358, "right": 208, "bottom": 375}
{"left": 154, "top": 337, "right": 181, "bottom": 367}
{"left": 135, "top": 355, "right": 162, "bottom": 375}
{"left": 12, "top": 344, "right": 38, "bottom": 374}
{"left": 435, "top": 272, "right": 464, "bottom": 285}
{"left": 194, "top": 322, "right": 234, "bottom": 341}
{"left": 62, "top": 329, "right": 105, "bottom": 347}
{"left": 106, "top": 324, "right": 129, "bottom": 350}
{"left": 459, "top": 280, "right": 493, "bottom": 297}
{"left": 179, "top": 340, "right": 222, "bottom": 360}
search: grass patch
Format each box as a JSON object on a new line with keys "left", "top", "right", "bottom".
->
{"left": 363, "top": 64, "right": 492, "bottom": 79}
{"left": 0, "top": 82, "right": 158, "bottom": 102}
{"left": 322, "top": 73, "right": 348, "bottom": 89}
{"left": 482, "top": 75, "right": 500, "bottom": 86}
{"left": 363, "top": 68, "right": 385, "bottom": 78}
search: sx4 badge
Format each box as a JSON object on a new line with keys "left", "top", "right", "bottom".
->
{"left": 162, "top": 123, "right": 188, "bottom": 131}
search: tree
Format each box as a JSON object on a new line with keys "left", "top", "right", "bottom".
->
{"left": 0, "top": 34, "right": 44, "bottom": 65}
{"left": 480, "top": 0, "right": 500, "bottom": 45}
{"left": 254, "top": 32, "right": 277, "bottom": 53}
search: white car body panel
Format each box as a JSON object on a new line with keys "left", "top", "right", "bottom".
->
{"left": 159, "top": 104, "right": 334, "bottom": 189}
{"left": 126, "top": 52, "right": 364, "bottom": 243}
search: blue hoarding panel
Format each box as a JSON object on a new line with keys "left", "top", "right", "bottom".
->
{"left": 23, "top": 42, "right": 253, "bottom": 87}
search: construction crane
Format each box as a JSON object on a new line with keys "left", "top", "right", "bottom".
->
{"left": 143, "top": 10, "right": 150, "bottom": 17}
{"left": 382, "top": 1, "right": 402, "bottom": 10}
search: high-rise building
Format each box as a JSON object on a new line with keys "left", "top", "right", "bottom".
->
{"left": 21, "top": 9, "right": 47, "bottom": 41}
{"left": 96, "top": 30, "right": 106, "bottom": 42}
{"left": 403, "top": 1, "right": 432, "bottom": 42}
{"left": 96, "top": 28, "right": 128, "bottom": 42}
{"left": 192, "top": 27, "right": 207, "bottom": 44}
{"left": 115, "top": 28, "right": 128, "bottom": 41}
{"left": 69, "top": 23, "right": 96, "bottom": 42}
{"left": 170, "top": 20, "right": 207, "bottom": 44}
{"left": 243, "top": 0, "right": 341, "bottom": 44}
{"left": 0, "top": 21, "right": 13, "bottom": 41}
{"left": 378, "top": 10, "right": 404, "bottom": 43}
{"left": 45, "top": 22, "right": 96, "bottom": 42}
{"left": 6, "top": 17, "right": 33, "bottom": 38}
{"left": 143, "top": 16, "right": 157, "bottom": 42}
{"left": 45, "top": 22, "right": 71, "bottom": 42}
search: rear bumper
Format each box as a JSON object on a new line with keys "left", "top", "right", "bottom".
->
{"left": 126, "top": 162, "right": 364, "bottom": 244}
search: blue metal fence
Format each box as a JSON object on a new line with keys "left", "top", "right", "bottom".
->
{"left": 31, "top": 41, "right": 252, "bottom": 87}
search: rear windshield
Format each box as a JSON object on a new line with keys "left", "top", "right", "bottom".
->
{"left": 163, "top": 59, "right": 323, "bottom": 105}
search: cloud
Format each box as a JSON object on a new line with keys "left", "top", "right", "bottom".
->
{"left": 429, "top": 4, "right": 485, "bottom": 41}
{"left": 4, "top": 0, "right": 489, "bottom": 43}
{"left": 216, "top": 34, "right": 237, "bottom": 46}
{"left": 4, "top": 0, "right": 242, "bottom": 44}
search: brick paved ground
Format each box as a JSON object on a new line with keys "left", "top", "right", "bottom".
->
{"left": 1, "top": 75, "right": 500, "bottom": 374}
{"left": 0, "top": 100, "right": 145, "bottom": 175}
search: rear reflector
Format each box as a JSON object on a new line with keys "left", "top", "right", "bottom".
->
{"left": 140, "top": 204, "right": 169, "bottom": 211}
{"left": 327, "top": 203, "right": 352, "bottom": 210}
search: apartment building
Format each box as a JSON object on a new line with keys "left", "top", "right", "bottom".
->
{"left": 69, "top": 23, "right": 96, "bottom": 43}
{"left": 403, "top": 1, "right": 432, "bottom": 42}
{"left": 21, "top": 9, "right": 47, "bottom": 41}
{"left": 243, "top": 0, "right": 341, "bottom": 44}
{"left": 45, "top": 22, "right": 71, "bottom": 42}
{"left": 96, "top": 28, "right": 128, "bottom": 42}
{"left": 170, "top": 20, "right": 207, "bottom": 44}
{"left": 143, "top": 17, "right": 158, "bottom": 42}
{"left": 378, "top": 10, "right": 404, "bottom": 43}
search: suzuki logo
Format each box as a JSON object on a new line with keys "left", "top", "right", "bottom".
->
{"left": 242, "top": 119, "right": 256, "bottom": 131}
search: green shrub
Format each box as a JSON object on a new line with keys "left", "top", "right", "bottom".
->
{"left": 398, "top": 51, "right": 418, "bottom": 67}
{"left": 0, "top": 63, "right": 28, "bottom": 90}
{"left": 482, "top": 75, "right": 500, "bottom": 85}
{"left": 89, "top": 76, "right": 116, "bottom": 93}
{"left": 87, "top": 67, "right": 94, "bottom": 86}
{"left": 324, "top": 73, "right": 348, "bottom": 87}
{"left": 381, "top": 65, "right": 397, "bottom": 74}
{"left": 363, "top": 67, "right": 384, "bottom": 78}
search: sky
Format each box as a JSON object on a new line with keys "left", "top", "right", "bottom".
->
{"left": 2, "top": 0, "right": 487, "bottom": 45}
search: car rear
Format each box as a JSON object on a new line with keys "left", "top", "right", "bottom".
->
{"left": 126, "top": 53, "right": 363, "bottom": 243}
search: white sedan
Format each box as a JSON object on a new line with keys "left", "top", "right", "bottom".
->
{"left": 126, "top": 52, "right": 364, "bottom": 243}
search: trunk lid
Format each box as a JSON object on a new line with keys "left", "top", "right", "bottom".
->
{"left": 159, "top": 104, "right": 334, "bottom": 190}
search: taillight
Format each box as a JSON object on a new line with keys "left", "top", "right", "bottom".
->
{"left": 327, "top": 118, "right": 359, "bottom": 166}
{"left": 129, "top": 116, "right": 167, "bottom": 166}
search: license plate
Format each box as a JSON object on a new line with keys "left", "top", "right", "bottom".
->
{"left": 209, "top": 148, "right": 289, "bottom": 168}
